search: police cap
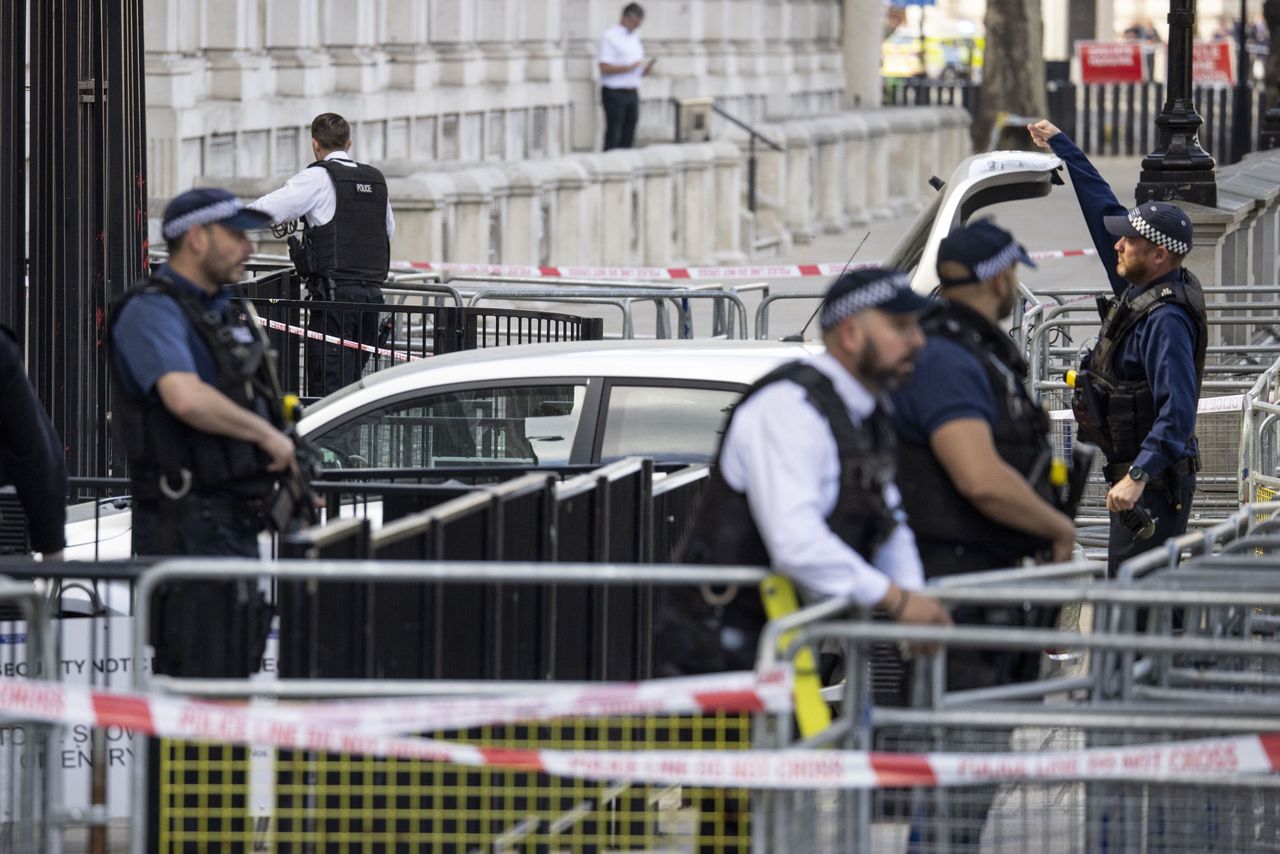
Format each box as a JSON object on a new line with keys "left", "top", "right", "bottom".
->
{"left": 819, "top": 267, "right": 933, "bottom": 331}
{"left": 162, "top": 187, "right": 273, "bottom": 241}
{"left": 936, "top": 220, "right": 1036, "bottom": 287}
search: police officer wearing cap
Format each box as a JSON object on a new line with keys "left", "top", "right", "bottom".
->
{"left": 251, "top": 113, "right": 394, "bottom": 397}
{"left": 890, "top": 221, "right": 1076, "bottom": 851}
{"left": 659, "top": 268, "right": 952, "bottom": 675}
{"left": 113, "top": 188, "right": 296, "bottom": 556}
{"left": 112, "top": 188, "right": 294, "bottom": 674}
{"left": 1030, "top": 120, "right": 1206, "bottom": 572}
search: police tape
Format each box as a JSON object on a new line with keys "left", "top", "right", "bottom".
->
{"left": 254, "top": 316, "right": 421, "bottom": 363}
{"left": 1, "top": 678, "right": 1277, "bottom": 789}
{"left": 394, "top": 249, "right": 1097, "bottom": 282}
{"left": 1049, "top": 393, "right": 1245, "bottom": 422}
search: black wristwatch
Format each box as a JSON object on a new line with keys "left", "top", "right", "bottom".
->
{"left": 1128, "top": 465, "right": 1149, "bottom": 483}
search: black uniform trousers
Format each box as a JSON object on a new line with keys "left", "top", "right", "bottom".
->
{"left": 133, "top": 491, "right": 272, "bottom": 679}
{"left": 1106, "top": 469, "right": 1196, "bottom": 576}
{"left": 903, "top": 540, "right": 1049, "bottom": 853}
{"left": 601, "top": 87, "right": 640, "bottom": 150}
{"left": 305, "top": 282, "right": 386, "bottom": 398}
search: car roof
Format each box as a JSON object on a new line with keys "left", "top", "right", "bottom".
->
{"left": 298, "top": 338, "right": 824, "bottom": 433}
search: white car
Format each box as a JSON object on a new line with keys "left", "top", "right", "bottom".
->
{"left": 301, "top": 339, "right": 821, "bottom": 470}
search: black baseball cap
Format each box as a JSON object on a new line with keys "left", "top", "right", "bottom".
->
{"left": 1103, "top": 202, "right": 1193, "bottom": 256}
{"left": 819, "top": 267, "right": 934, "bottom": 331}
{"left": 936, "top": 220, "right": 1036, "bottom": 287}
{"left": 162, "top": 187, "right": 273, "bottom": 241}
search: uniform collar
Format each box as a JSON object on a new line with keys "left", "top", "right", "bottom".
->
{"left": 811, "top": 351, "right": 877, "bottom": 420}
{"left": 324, "top": 150, "right": 354, "bottom": 163}
{"left": 153, "top": 263, "right": 231, "bottom": 309}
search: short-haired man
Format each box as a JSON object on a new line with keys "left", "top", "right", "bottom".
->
{"left": 598, "top": 4, "right": 656, "bottom": 150}
{"left": 252, "top": 112, "right": 395, "bottom": 397}
{"left": 1029, "top": 119, "right": 1206, "bottom": 572}
{"left": 111, "top": 187, "right": 290, "bottom": 675}
{"left": 663, "top": 268, "right": 952, "bottom": 675}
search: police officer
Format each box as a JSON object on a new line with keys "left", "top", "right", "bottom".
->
{"left": 661, "top": 268, "right": 952, "bottom": 675}
{"left": 111, "top": 188, "right": 291, "bottom": 675}
{"left": 251, "top": 112, "right": 394, "bottom": 397}
{"left": 0, "top": 329, "right": 66, "bottom": 560}
{"left": 891, "top": 221, "right": 1076, "bottom": 851}
{"left": 1029, "top": 119, "right": 1205, "bottom": 573}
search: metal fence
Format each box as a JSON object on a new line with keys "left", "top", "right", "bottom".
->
{"left": 887, "top": 77, "right": 1274, "bottom": 160}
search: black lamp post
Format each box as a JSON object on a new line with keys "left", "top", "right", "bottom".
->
{"left": 1230, "top": 0, "right": 1253, "bottom": 162}
{"left": 1136, "top": 0, "right": 1218, "bottom": 205}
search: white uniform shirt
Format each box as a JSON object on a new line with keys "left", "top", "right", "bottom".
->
{"left": 250, "top": 151, "right": 395, "bottom": 240}
{"left": 597, "top": 24, "right": 645, "bottom": 89}
{"left": 719, "top": 352, "right": 926, "bottom": 606}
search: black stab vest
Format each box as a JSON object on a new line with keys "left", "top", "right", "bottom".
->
{"left": 682, "top": 361, "right": 899, "bottom": 570}
{"left": 304, "top": 159, "right": 391, "bottom": 286}
{"left": 1076, "top": 270, "right": 1207, "bottom": 463}
{"left": 895, "top": 302, "right": 1055, "bottom": 565}
{"left": 110, "top": 276, "right": 280, "bottom": 501}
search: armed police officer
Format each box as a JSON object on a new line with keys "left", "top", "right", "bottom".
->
{"left": 112, "top": 188, "right": 293, "bottom": 675}
{"left": 251, "top": 112, "right": 394, "bottom": 397}
{"left": 660, "top": 268, "right": 952, "bottom": 675}
{"left": 891, "top": 221, "right": 1077, "bottom": 851}
{"left": 1029, "top": 119, "right": 1205, "bottom": 573}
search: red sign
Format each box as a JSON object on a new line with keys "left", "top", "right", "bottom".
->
{"left": 1077, "top": 41, "right": 1146, "bottom": 84}
{"left": 1193, "top": 41, "right": 1235, "bottom": 86}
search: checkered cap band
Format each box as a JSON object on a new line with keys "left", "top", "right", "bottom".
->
{"left": 1129, "top": 209, "right": 1190, "bottom": 256}
{"left": 819, "top": 272, "right": 911, "bottom": 329}
{"left": 972, "top": 240, "right": 1023, "bottom": 282}
{"left": 162, "top": 198, "right": 245, "bottom": 241}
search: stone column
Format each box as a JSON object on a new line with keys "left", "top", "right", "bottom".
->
{"left": 862, "top": 112, "right": 893, "bottom": 220}
{"left": 839, "top": 114, "right": 870, "bottom": 226}
{"left": 322, "top": 0, "right": 388, "bottom": 93}
{"left": 812, "top": 120, "right": 848, "bottom": 233}
{"left": 384, "top": 0, "right": 436, "bottom": 91}
{"left": 389, "top": 174, "right": 451, "bottom": 267}
{"left": 265, "top": 0, "right": 333, "bottom": 98}
{"left": 204, "top": 0, "right": 270, "bottom": 102}
{"left": 585, "top": 151, "right": 643, "bottom": 265}
{"left": 679, "top": 144, "right": 716, "bottom": 264}
{"left": 548, "top": 161, "right": 592, "bottom": 266}
{"left": 783, "top": 123, "right": 817, "bottom": 243}
{"left": 446, "top": 171, "right": 496, "bottom": 263}
{"left": 563, "top": 0, "right": 605, "bottom": 151}
{"left": 502, "top": 165, "right": 544, "bottom": 265}
{"left": 843, "top": 0, "right": 885, "bottom": 91}
{"left": 431, "top": 1, "right": 484, "bottom": 87}
{"left": 639, "top": 146, "right": 680, "bottom": 264}
{"left": 711, "top": 140, "right": 747, "bottom": 264}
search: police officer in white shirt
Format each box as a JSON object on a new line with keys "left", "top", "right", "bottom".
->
{"left": 251, "top": 113, "right": 395, "bottom": 397}
{"left": 598, "top": 3, "right": 656, "bottom": 150}
{"left": 661, "top": 268, "right": 952, "bottom": 675}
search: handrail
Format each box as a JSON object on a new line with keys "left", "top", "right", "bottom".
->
{"left": 710, "top": 103, "right": 783, "bottom": 151}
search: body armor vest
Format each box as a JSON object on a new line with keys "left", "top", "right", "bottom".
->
{"left": 682, "top": 361, "right": 899, "bottom": 569}
{"left": 1074, "top": 270, "right": 1207, "bottom": 463}
{"left": 656, "top": 362, "right": 898, "bottom": 675}
{"left": 110, "top": 276, "right": 281, "bottom": 502}
{"left": 303, "top": 159, "right": 390, "bottom": 288}
{"left": 896, "top": 302, "right": 1056, "bottom": 565}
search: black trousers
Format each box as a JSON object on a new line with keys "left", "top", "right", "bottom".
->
{"left": 305, "top": 283, "right": 385, "bottom": 398}
{"left": 1106, "top": 470, "right": 1196, "bottom": 576}
{"left": 601, "top": 87, "right": 640, "bottom": 150}
{"left": 134, "top": 492, "right": 272, "bottom": 679}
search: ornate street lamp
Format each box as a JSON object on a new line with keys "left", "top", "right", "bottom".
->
{"left": 1136, "top": 0, "right": 1218, "bottom": 205}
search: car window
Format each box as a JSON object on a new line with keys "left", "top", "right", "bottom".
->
{"left": 598, "top": 385, "right": 741, "bottom": 464}
{"left": 312, "top": 384, "right": 588, "bottom": 468}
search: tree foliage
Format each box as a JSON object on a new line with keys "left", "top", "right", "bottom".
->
{"left": 976, "top": 0, "right": 1048, "bottom": 151}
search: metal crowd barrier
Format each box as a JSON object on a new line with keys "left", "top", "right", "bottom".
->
{"left": 0, "top": 580, "right": 58, "bottom": 854}
{"left": 131, "top": 559, "right": 771, "bottom": 853}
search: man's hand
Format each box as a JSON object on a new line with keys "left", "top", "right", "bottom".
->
{"left": 1105, "top": 474, "right": 1146, "bottom": 512}
{"left": 1027, "top": 120, "right": 1062, "bottom": 150}
{"left": 259, "top": 428, "right": 299, "bottom": 474}
{"left": 1048, "top": 516, "right": 1077, "bottom": 563}
{"left": 879, "top": 586, "right": 951, "bottom": 657}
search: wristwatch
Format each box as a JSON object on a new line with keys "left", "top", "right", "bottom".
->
{"left": 1128, "top": 465, "right": 1149, "bottom": 483}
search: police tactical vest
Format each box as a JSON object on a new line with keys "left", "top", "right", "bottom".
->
{"left": 682, "top": 361, "right": 899, "bottom": 568}
{"left": 110, "top": 276, "right": 281, "bottom": 502}
{"left": 1079, "top": 270, "right": 1207, "bottom": 463}
{"left": 304, "top": 159, "right": 390, "bottom": 287}
{"left": 896, "top": 302, "right": 1056, "bottom": 564}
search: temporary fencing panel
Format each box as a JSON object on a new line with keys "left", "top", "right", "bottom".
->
{"left": 134, "top": 560, "right": 771, "bottom": 853}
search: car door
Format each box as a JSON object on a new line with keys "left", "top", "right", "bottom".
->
{"left": 590, "top": 379, "right": 747, "bottom": 465}
{"left": 305, "top": 378, "right": 601, "bottom": 469}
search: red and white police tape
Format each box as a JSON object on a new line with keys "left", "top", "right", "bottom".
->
{"left": 394, "top": 248, "right": 1097, "bottom": 282}
{"left": 1, "top": 676, "right": 1277, "bottom": 789}
{"left": 255, "top": 316, "right": 420, "bottom": 363}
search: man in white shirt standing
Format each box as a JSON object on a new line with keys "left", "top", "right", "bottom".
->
{"left": 251, "top": 113, "right": 395, "bottom": 397}
{"left": 661, "top": 267, "right": 952, "bottom": 675}
{"left": 597, "top": 3, "right": 655, "bottom": 150}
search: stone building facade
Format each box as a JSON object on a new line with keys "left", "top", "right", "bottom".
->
{"left": 145, "top": 0, "right": 849, "bottom": 198}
